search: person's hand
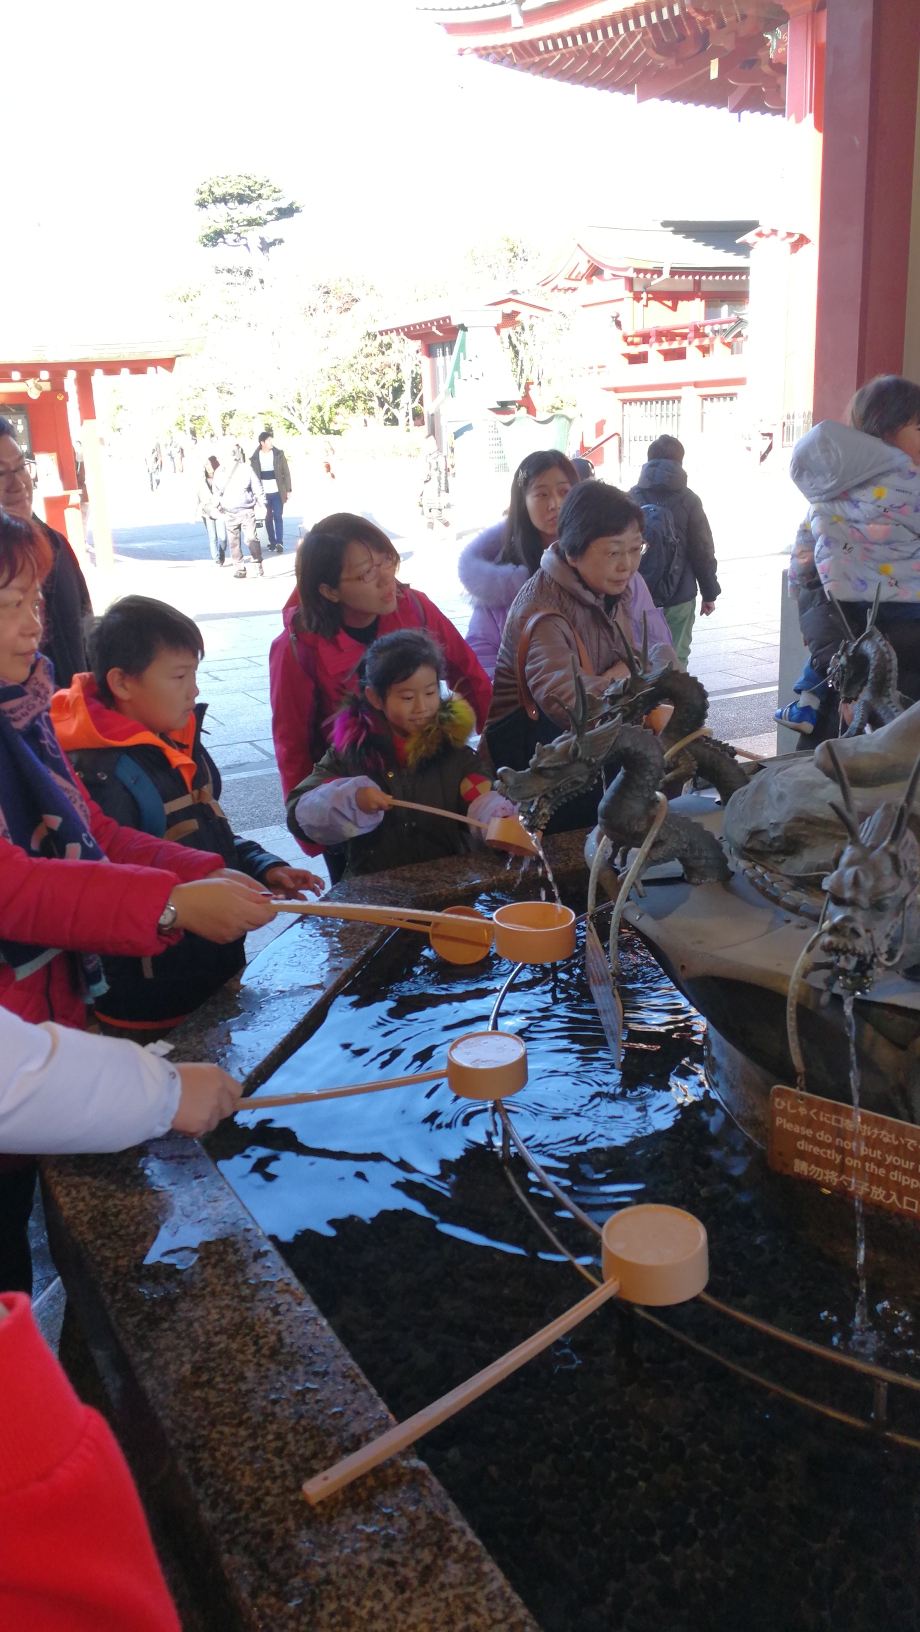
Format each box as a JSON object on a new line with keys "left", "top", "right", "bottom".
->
{"left": 168, "top": 878, "right": 277, "bottom": 943}
{"left": 600, "top": 661, "right": 631, "bottom": 684}
{"left": 207, "top": 868, "right": 269, "bottom": 891}
{"left": 172, "top": 1063, "right": 242, "bottom": 1136}
{"left": 355, "top": 785, "right": 393, "bottom": 814}
{"left": 700, "top": 600, "right": 717, "bottom": 616}
{"left": 262, "top": 865, "right": 324, "bottom": 899}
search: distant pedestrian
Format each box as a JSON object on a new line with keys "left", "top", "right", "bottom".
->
{"left": 194, "top": 455, "right": 227, "bottom": 567}
{"left": 418, "top": 433, "right": 449, "bottom": 530}
{"left": 630, "top": 434, "right": 719, "bottom": 667}
{"left": 212, "top": 442, "right": 264, "bottom": 579}
{"left": 145, "top": 442, "right": 162, "bottom": 491}
{"left": 250, "top": 429, "right": 291, "bottom": 554}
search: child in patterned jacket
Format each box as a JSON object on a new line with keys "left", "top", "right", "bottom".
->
{"left": 775, "top": 375, "right": 920, "bottom": 735}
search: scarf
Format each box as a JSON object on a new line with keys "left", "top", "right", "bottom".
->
{"left": 0, "top": 657, "right": 107, "bottom": 995}
{"left": 329, "top": 693, "right": 475, "bottom": 777}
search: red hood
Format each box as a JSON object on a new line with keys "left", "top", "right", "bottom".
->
{"left": 50, "top": 673, "right": 198, "bottom": 792}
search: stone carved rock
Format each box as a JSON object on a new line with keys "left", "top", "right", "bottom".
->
{"left": 723, "top": 701, "right": 920, "bottom": 883}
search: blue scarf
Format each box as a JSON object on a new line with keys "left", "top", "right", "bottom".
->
{"left": 0, "top": 657, "right": 107, "bottom": 996}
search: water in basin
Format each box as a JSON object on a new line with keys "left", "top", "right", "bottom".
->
{"left": 209, "top": 897, "right": 920, "bottom": 1632}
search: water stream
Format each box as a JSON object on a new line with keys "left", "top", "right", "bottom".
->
{"left": 842, "top": 993, "right": 876, "bottom": 1355}
{"left": 531, "top": 833, "right": 563, "bottom": 908}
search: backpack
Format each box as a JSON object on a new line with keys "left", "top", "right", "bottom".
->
{"left": 637, "top": 503, "right": 686, "bottom": 608}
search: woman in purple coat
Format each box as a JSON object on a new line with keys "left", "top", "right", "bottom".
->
{"left": 458, "top": 451, "right": 578, "bottom": 678}
{"left": 458, "top": 450, "right": 670, "bottom": 676}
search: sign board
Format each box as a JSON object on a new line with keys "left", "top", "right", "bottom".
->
{"left": 0, "top": 404, "right": 32, "bottom": 457}
{"left": 769, "top": 1085, "right": 920, "bottom": 1224}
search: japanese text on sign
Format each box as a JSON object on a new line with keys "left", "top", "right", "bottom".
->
{"left": 769, "top": 1085, "right": 920, "bottom": 1224}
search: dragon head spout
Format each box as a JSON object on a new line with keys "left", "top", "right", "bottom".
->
{"left": 495, "top": 670, "right": 627, "bottom": 831}
{"left": 817, "top": 742, "right": 920, "bottom": 990}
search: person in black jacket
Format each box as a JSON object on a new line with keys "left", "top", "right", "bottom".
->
{"left": 52, "top": 596, "right": 323, "bottom": 1036}
{"left": 0, "top": 416, "right": 91, "bottom": 687}
{"left": 630, "top": 434, "right": 720, "bottom": 667}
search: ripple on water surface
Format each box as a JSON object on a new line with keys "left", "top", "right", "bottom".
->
{"left": 212, "top": 911, "right": 920, "bottom": 1632}
{"left": 218, "top": 916, "right": 703, "bottom": 1249}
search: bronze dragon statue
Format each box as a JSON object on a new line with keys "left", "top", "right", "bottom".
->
{"left": 826, "top": 585, "right": 905, "bottom": 736}
{"left": 495, "top": 664, "right": 730, "bottom": 884}
{"left": 589, "top": 625, "right": 748, "bottom": 804}
{"left": 809, "top": 740, "right": 920, "bottom": 993}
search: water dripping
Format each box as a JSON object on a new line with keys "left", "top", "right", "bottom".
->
{"left": 531, "top": 834, "right": 563, "bottom": 908}
{"left": 843, "top": 993, "right": 876, "bottom": 1356}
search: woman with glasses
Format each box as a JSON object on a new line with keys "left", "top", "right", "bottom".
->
{"left": 0, "top": 417, "right": 91, "bottom": 689}
{"left": 270, "top": 515, "right": 492, "bottom": 845}
{"left": 484, "top": 482, "right": 676, "bottom": 830}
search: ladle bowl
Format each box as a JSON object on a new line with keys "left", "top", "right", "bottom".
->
{"left": 601, "top": 1204, "right": 708, "bottom": 1305}
{"left": 428, "top": 905, "right": 494, "bottom": 964}
{"left": 485, "top": 816, "right": 539, "bottom": 856}
{"left": 492, "top": 901, "right": 577, "bottom": 964}
{"left": 447, "top": 1030, "right": 528, "bottom": 1099}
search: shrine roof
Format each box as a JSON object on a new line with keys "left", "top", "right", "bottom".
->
{"left": 540, "top": 220, "right": 755, "bottom": 287}
{"left": 420, "top": 0, "right": 788, "bottom": 115}
{"left": 379, "top": 287, "right": 551, "bottom": 337}
{"left": 0, "top": 336, "right": 201, "bottom": 376}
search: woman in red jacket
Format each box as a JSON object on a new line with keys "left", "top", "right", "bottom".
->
{"left": 270, "top": 515, "right": 491, "bottom": 828}
{"left": 0, "top": 511, "right": 279, "bottom": 1289}
{"left": 0, "top": 1292, "right": 182, "bottom": 1632}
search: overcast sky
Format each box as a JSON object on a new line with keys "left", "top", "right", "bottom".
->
{"left": 8, "top": 0, "right": 787, "bottom": 337}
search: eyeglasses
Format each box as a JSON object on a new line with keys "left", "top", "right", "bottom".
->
{"left": 603, "top": 544, "right": 646, "bottom": 562}
{"left": 339, "top": 556, "right": 399, "bottom": 587}
{"left": 0, "top": 461, "right": 29, "bottom": 489}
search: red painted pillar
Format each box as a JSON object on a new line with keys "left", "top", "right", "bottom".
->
{"left": 785, "top": 0, "right": 824, "bottom": 127}
{"left": 813, "top": 0, "right": 920, "bottom": 422}
{"left": 74, "top": 369, "right": 96, "bottom": 422}
{"left": 73, "top": 367, "right": 114, "bottom": 570}
{"left": 49, "top": 377, "right": 78, "bottom": 490}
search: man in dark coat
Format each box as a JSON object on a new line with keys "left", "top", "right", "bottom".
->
{"left": 250, "top": 429, "right": 292, "bottom": 554}
{"left": 630, "top": 433, "right": 720, "bottom": 666}
{"left": 0, "top": 417, "right": 91, "bottom": 687}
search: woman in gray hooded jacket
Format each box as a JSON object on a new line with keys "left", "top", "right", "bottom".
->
{"left": 775, "top": 374, "right": 920, "bottom": 738}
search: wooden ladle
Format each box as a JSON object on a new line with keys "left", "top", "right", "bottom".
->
{"left": 385, "top": 797, "right": 538, "bottom": 856}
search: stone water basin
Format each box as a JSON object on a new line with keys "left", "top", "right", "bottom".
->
{"left": 210, "top": 901, "right": 920, "bottom": 1632}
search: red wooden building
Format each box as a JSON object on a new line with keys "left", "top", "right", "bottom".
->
{"left": 537, "top": 219, "right": 753, "bottom": 477}
{"left": 423, "top": 0, "right": 920, "bottom": 451}
{"left": 0, "top": 339, "right": 195, "bottom": 569}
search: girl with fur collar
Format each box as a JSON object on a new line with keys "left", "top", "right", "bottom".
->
{"left": 286, "top": 629, "right": 516, "bottom": 878}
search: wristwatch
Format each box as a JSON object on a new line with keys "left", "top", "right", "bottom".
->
{"left": 158, "top": 901, "right": 179, "bottom": 932}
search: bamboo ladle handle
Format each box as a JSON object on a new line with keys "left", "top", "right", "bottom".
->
{"left": 386, "top": 797, "right": 489, "bottom": 830}
{"left": 238, "top": 1066, "right": 447, "bottom": 1110}
{"left": 303, "top": 1275, "right": 619, "bottom": 1505}
{"left": 385, "top": 798, "right": 538, "bottom": 857}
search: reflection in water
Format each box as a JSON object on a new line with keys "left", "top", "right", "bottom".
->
{"left": 221, "top": 922, "right": 702, "bottom": 1249}
{"left": 212, "top": 915, "right": 920, "bottom": 1632}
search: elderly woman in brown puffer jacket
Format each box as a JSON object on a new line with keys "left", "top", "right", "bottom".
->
{"left": 484, "top": 482, "right": 676, "bottom": 830}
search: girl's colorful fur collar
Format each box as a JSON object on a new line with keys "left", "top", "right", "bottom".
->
{"left": 330, "top": 692, "right": 475, "bottom": 775}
